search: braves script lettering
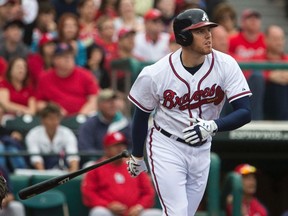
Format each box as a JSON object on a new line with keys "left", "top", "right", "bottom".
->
{"left": 162, "top": 84, "right": 225, "bottom": 110}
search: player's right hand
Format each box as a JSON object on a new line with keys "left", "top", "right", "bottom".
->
{"left": 126, "top": 155, "right": 147, "bottom": 177}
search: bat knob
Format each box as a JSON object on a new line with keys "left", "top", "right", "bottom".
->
{"left": 121, "top": 150, "right": 130, "bottom": 158}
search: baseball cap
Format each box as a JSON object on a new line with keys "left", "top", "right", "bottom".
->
{"left": 144, "top": 8, "right": 162, "bottom": 21}
{"left": 241, "top": 9, "right": 261, "bottom": 20}
{"left": 38, "top": 34, "right": 55, "bottom": 47}
{"left": 54, "top": 43, "right": 74, "bottom": 56}
{"left": 234, "top": 163, "right": 257, "bottom": 175}
{"left": 118, "top": 28, "right": 136, "bottom": 39}
{"left": 103, "top": 132, "right": 127, "bottom": 147}
{"left": 3, "top": 19, "right": 24, "bottom": 30}
{"left": 97, "top": 89, "right": 117, "bottom": 102}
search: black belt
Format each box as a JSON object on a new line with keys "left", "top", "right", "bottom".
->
{"left": 153, "top": 121, "right": 205, "bottom": 147}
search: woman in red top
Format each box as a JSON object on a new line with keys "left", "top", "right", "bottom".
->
{"left": 0, "top": 57, "right": 36, "bottom": 116}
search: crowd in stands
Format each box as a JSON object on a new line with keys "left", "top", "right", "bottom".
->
{"left": 0, "top": 0, "right": 288, "bottom": 214}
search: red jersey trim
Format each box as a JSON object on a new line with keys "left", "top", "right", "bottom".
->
{"left": 228, "top": 91, "right": 252, "bottom": 102}
{"left": 128, "top": 94, "right": 154, "bottom": 113}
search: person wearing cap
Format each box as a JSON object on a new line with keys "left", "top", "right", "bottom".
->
{"left": 0, "top": 19, "right": 29, "bottom": 62}
{"left": 27, "top": 33, "right": 56, "bottom": 89}
{"left": 228, "top": 9, "right": 266, "bottom": 120}
{"left": 226, "top": 164, "right": 268, "bottom": 216}
{"left": 35, "top": 42, "right": 100, "bottom": 116}
{"left": 78, "top": 88, "right": 132, "bottom": 156}
{"left": 132, "top": 8, "right": 170, "bottom": 62}
{"left": 81, "top": 131, "right": 162, "bottom": 216}
{"left": 126, "top": 8, "right": 252, "bottom": 215}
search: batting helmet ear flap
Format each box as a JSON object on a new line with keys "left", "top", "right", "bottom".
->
{"left": 177, "top": 30, "right": 193, "bottom": 47}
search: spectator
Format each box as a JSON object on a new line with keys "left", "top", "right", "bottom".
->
{"left": 256, "top": 25, "right": 288, "bottom": 120}
{"left": 95, "top": 15, "right": 118, "bottom": 66}
{"left": 0, "top": 0, "right": 15, "bottom": 40}
{"left": 29, "top": 1, "right": 57, "bottom": 53}
{"left": 0, "top": 57, "right": 36, "bottom": 117}
{"left": 133, "top": 8, "right": 170, "bottom": 62}
{"left": 25, "top": 103, "right": 80, "bottom": 172}
{"left": 36, "top": 42, "right": 100, "bottom": 116}
{"left": 154, "top": 0, "right": 177, "bottom": 33}
{"left": 95, "top": 0, "right": 118, "bottom": 21}
{"left": 51, "top": 0, "right": 80, "bottom": 21}
{"left": 0, "top": 103, "right": 27, "bottom": 173}
{"left": 212, "top": 25, "right": 229, "bottom": 53}
{"left": 78, "top": 89, "right": 132, "bottom": 154}
{"left": 114, "top": 0, "right": 145, "bottom": 34}
{"left": 57, "top": 12, "right": 90, "bottom": 66}
{"left": 0, "top": 165, "right": 25, "bottom": 216}
{"left": 226, "top": 163, "right": 268, "bottom": 216}
{"left": 27, "top": 33, "right": 56, "bottom": 89}
{"left": 0, "top": 19, "right": 30, "bottom": 62}
{"left": 168, "top": 32, "right": 180, "bottom": 53}
{"left": 77, "top": 0, "right": 99, "bottom": 43}
{"left": 211, "top": 2, "right": 238, "bottom": 37}
{"left": 85, "top": 43, "right": 110, "bottom": 89}
{"left": 229, "top": 9, "right": 266, "bottom": 120}
{"left": 81, "top": 131, "right": 162, "bottom": 216}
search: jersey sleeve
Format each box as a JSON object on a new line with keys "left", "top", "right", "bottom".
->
{"left": 128, "top": 67, "right": 158, "bottom": 113}
{"left": 223, "top": 57, "right": 252, "bottom": 103}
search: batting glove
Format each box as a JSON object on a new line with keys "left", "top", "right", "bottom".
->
{"left": 126, "top": 155, "right": 148, "bottom": 177}
{"left": 182, "top": 118, "right": 218, "bottom": 145}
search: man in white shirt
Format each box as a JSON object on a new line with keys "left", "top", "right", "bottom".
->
{"left": 25, "top": 103, "right": 79, "bottom": 172}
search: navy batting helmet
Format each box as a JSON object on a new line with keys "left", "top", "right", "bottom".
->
{"left": 173, "top": 8, "right": 218, "bottom": 46}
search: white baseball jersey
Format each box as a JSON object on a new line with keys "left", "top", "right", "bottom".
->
{"left": 129, "top": 48, "right": 252, "bottom": 140}
{"left": 128, "top": 48, "right": 252, "bottom": 215}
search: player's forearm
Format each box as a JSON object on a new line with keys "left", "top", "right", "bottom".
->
{"left": 131, "top": 107, "right": 150, "bottom": 157}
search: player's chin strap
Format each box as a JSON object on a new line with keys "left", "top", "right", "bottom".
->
{"left": 182, "top": 118, "right": 218, "bottom": 145}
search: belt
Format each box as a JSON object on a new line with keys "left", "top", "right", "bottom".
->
{"left": 153, "top": 121, "right": 205, "bottom": 147}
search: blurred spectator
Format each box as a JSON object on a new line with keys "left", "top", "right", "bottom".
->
{"left": 27, "top": 33, "right": 56, "bottom": 89}
{"left": 108, "top": 27, "right": 141, "bottom": 92}
{"left": 0, "top": 103, "right": 27, "bottom": 173}
{"left": 36, "top": 42, "right": 99, "bottom": 116}
{"left": 154, "top": 0, "right": 176, "bottom": 33}
{"left": 0, "top": 57, "right": 8, "bottom": 81}
{"left": 29, "top": 1, "right": 57, "bottom": 53}
{"left": 50, "top": 0, "right": 80, "bottom": 21}
{"left": 168, "top": 32, "right": 180, "bottom": 53}
{"left": 0, "top": 57, "right": 36, "bottom": 117}
{"left": 0, "top": 165, "right": 25, "bottom": 216}
{"left": 95, "top": 15, "right": 118, "bottom": 66}
{"left": 133, "top": 8, "right": 170, "bottom": 62}
{"left": 226, "top": 164, "right": 268, "bottom": 216}
{"left": 57, "top": 12, "right": 90, "bottom": 66}
{"left": 114, "top": 0, "right": 145, "bottom": 34}
{"left": 229, "top": 9, "right": 266, "bottom": 120}
{"left": 78, "top": 0, "right": 99, "bottom": 43}
{"left": 0, "top": 19, "right": 30, "bottom": 62}
{"left": 81, "top": 131, "right": 162, "bottom": 216}
{"left": 95, "top": 0, "right": 118, "bottom": 21}
{"left": 78, "top": 89, "right": 132, "bottom": 153}
{"left": 25, "top": 103, "right": 80, "bottom": 172}
{"left": 212, "top": 25, "right": 229, "bottom": 53}
{"left": 255, "top": 25, "right": 288, "bottom": 120}
{"left": 85, "top": 43, "right": 111, "bottom": 89}
{"left": 0, "top": 0, "right": 15, "bottom": 40}
{"left": 212, "top": 2, "right": 238, "bottom": 37}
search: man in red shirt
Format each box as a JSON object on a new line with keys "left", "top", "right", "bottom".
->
{"left": 81, "top": 131, "right": 162, "bottom": 216}
{"left": 226, "top": 164, "right": 268, "bottom": 216}
{"left": 229, "top": 9, "right": 266, "bottom": 120}
{"left": 36, "top": 42, "right": 99, "bottom": 116}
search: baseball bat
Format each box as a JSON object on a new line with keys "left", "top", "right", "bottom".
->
{"left": 18, "top": 150, "right": 130, "bottom": 200}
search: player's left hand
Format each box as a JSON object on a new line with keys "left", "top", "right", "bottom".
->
{"left": 182, "top": 118, "right": 218, "bottom": 145}
{"left": 126, "top": 155, "right": 148, "bottom": 177}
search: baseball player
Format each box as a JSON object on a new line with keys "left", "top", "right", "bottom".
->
{"left": 126, "top": 8, "right": 252, "bottom": 216}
